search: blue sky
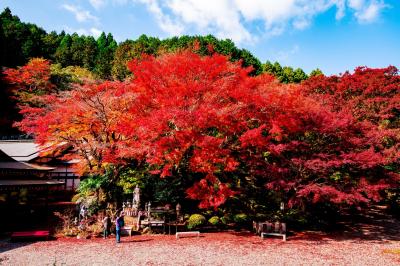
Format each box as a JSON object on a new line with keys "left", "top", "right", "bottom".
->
{"left": 1, "top": 0, "right": 399, "bottom": 75}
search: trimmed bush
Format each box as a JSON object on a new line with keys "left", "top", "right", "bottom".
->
{"left": 208, "top": 216, "right": 220, "bottom": 226}
{"left": 233, "top": 213, "right": 249, "bottom": 225}
{"left": 187, "top": 214, "right": 206, "bottom": 230}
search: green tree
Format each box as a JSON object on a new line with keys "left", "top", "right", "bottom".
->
{"left": 262, "top": 60, "right": 274, "bottom": 73}
{"left": 82, "top": 36, "right": 97, "bottom": 70}
{"left": 0, "top": 7, "right": 46, "bottom": 67}
{"left": 42, "top": 30, "right": 63, "bottom": 61}
{"left": 55, "top": 34, "right": 72, "bottom": 66}
{"left": 95, "top": 32, "right": 117, "bottom": 79}
{"left": 50, "top": 63, "right": 95, "bottom": 90}
{"left": 70, "top": 33, "right": 86, "bottom": 66}
{"left": 272, "top": 61, "right": 283, "bottom": 78}
{"left": 281, "top": 66, "right": 294, "bottom": 83}
{"left": 237, "top": 49, "right": 262, "bottom": 75}
{"left": 112, "top": 40, "right": 135, "bottom": 81}
{"left": 136, "top": 34, "right": 161, "bottom": 54}
{"left": 293, "top": 68, "right": 308, "bottom": 83}
{"left": 21, "top": 23, "right": 46, "bottom": 60}
{"left": 309, "top": 68, "right": 324, "bottom": 77}
{"left": 263, "top": 61, "right": 308, "bottom": 83}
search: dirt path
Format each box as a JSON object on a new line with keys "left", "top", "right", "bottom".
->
{"left": 1, "top": 207, "right": 399, "bottom": 265}
{"left": 0, "top": 230, "right": 399, "bottom": 266}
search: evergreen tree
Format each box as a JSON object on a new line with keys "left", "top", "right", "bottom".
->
{"left": 263, "top": 61, "right": 308, "bottom": 83}
{"left": 112, "top": 40, "right": 135, "bottom": 81}
{"left": 94, "top": 32, "right": 117, "bottom": 79}
{"left": 263, "top": 61, "right": 274, "bottom": 73}
{"left": 82, "top": 36, "right": 97, "bottom": 71}
{"left": 281, "top": 66, "right": 294, "bottom": 83}
{"left": 0, "top": 7, "right": 46, "bottom": 67}
{"left": 55, "top": 34, "right": 72, "bottom": 66}
{"left": 70, "top": 33, "right": 85, "bottom": 66}
{"left": 272, "top": 61, "right": 283, "bottom": 78}
{"left": 237, "top": 49, "right": 262, "bottom": 75}
{"left": 42, "top": 31, "right": 63, "bottom": 61}
{"left": 310, "top": 68, "right": 324, "bottom": 77}
{"left": 293, "top": 68, "right": 308, "bottom": 83}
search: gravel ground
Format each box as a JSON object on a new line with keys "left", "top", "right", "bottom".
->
{"left": 0, "top": 231, "right": 399, "bottom": 266}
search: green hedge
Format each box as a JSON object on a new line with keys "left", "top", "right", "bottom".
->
{"left": 187, "top": 214, "right": 206, "bottom": 229}
{"left": 208, "top": 216, "right": 220, "bottom": 226}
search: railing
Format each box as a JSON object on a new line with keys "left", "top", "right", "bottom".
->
{"left": 49, "top": 172, "right": 79, "bottom": 179}
{"left": 0, "top": 134, "right": 34, "bottom": 140}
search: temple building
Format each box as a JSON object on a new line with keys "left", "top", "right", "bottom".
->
{"left": 0, "top": 140, "right": 80, "bottom": 191}
{"left": 0, "top": 139, "right": 80, "bottom": 232}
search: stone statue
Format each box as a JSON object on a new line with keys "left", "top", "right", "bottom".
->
{"left": 132, "top": 185, "right": 141, "bottom": 215}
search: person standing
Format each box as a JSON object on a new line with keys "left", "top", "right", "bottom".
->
{"left": 115, "top": 211, "right": 125, "bottom": 243}
{"left": 79, "top": 205, "right": 87, "bottom": 221}
{"left": 103, "top": 214, "right": 111, "bottom": 239}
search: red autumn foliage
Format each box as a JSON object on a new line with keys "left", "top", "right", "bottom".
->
{"left": 3, "top": 58, "right": 54, "bottom": 94}
{"left": 9, "top": 51, "right": 400, "bottom": 209}
{"left": 303, "top": 66, "right": 400, "bottom": 126}
{"left": 2, "top": 58, "right": 57, "bottom": 136}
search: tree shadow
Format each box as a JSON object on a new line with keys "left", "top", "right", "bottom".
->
{"left": 288, "top": 206, "right": 400, "bottom": 243}
{"left": 228, "top": 231, "right": 255, "bottom": 237}
{"left": 0, "top": 238, "right": 34, "bottom": 253}
{"left": 228, "top": 206, "right": 400, "bottom": 243}
{"left": 120, "top": 238, "right": 154, "bottom": 243}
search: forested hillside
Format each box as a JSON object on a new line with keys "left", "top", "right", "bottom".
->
{"left": 0, "top": 7, "right": 316, "bottom": 80}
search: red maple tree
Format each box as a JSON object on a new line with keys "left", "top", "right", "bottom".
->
{"left": 10, "top": 52, "right": 400, "bottom": 209}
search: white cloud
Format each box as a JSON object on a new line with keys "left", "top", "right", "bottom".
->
{"left": 65, "top": 26, "right": 103, "bottom": 38}
{"left": 135, "top": 0, "right": 253, "bottom": 43}
{"left": 275, "top": 45, "right": 300, "bottom": 62}
{"left": 335, "top": 0, "right": 346, "bottom": 20}
{"left": 348, "top": 0, "right": 365, "bottom": 9}
{"left": 89, "top": 27, "right": 103, "bottom": 37}
{"left": 112, "top": 0, "right": 129, "bottom": 5}
{"left": 350, "top": 0, "right": 386, "bottom": 23}
{"left": 62, "top": 4, "right": 99, "bottom": 23}
{"left": 139, "top": 0, "right": 185, "bottom": 36}
{"left": 89, "top": 0, "right": 107, "bottom": 10}
{"left": 166, "top": 0, "right": 253, "bottom": 42}
{"left": 134, "top": 0, "right": 387, "bottom": 44}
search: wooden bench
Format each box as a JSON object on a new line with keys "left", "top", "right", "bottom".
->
{"left": 176, "top": 231, "right": 200, "bottom": 239}
{"left": 261, "top": 231, "right": 286, "bottom": 241}
{"left": 255, "top": 221, "right": 287, "bottom": 241}
{"left": 11, "top": 230, "right": 50, "bottom": 241}
{"left": 121, "top": 226, "right": 133, "bottom": 237}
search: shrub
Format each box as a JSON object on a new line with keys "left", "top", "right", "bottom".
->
{"left": 233, "top": 213, "right": 249, "bottom": 225}
{"left": 208, "top": 216, "right": 220, "bottom": 226}
{"left": 203, "top": 210, "right": 214, "bottom": 217}
{"left": 76, "top": 230, "right": 91, "bottom": 239}
{"left": 53, "top": 210, "right": 78, "bottom": 237}
{"left": 187, "top": 214, "right": 206, "bottom": 230}
{"left": 220, "top": 215, "right": 232, "bottom": 225}
{"left": 87, "top": 222, "right": 103, "bottom": 237}
{"left": 63, "top": 228, "right": 79, "bottom": 237}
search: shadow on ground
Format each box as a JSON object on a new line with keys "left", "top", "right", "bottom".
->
{"left": 227, "top": 205, "right": 400, "bottom": 243}
{"left": 0, "top": 239, "right": 33, "bottom": 253}
{"left": 288, "top": 205, "right": 400, "bottom": 243}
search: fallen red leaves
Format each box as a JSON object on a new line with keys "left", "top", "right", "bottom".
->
{"left": 1, "top": 232, "right": 399, "bottom": 265}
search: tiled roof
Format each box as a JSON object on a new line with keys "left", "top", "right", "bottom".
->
{"left": 0, "top": 141, "right": 40, "bottom": 161}
{"left": 0, "top": 179, "right": 65, "bottom": 186}
{"left": 0, "top": 161, "right": 54, "bottom": 170}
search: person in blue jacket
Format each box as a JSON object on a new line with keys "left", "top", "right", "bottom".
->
{"left": 115, "top": 211, "right": 125, "bottom": 243}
